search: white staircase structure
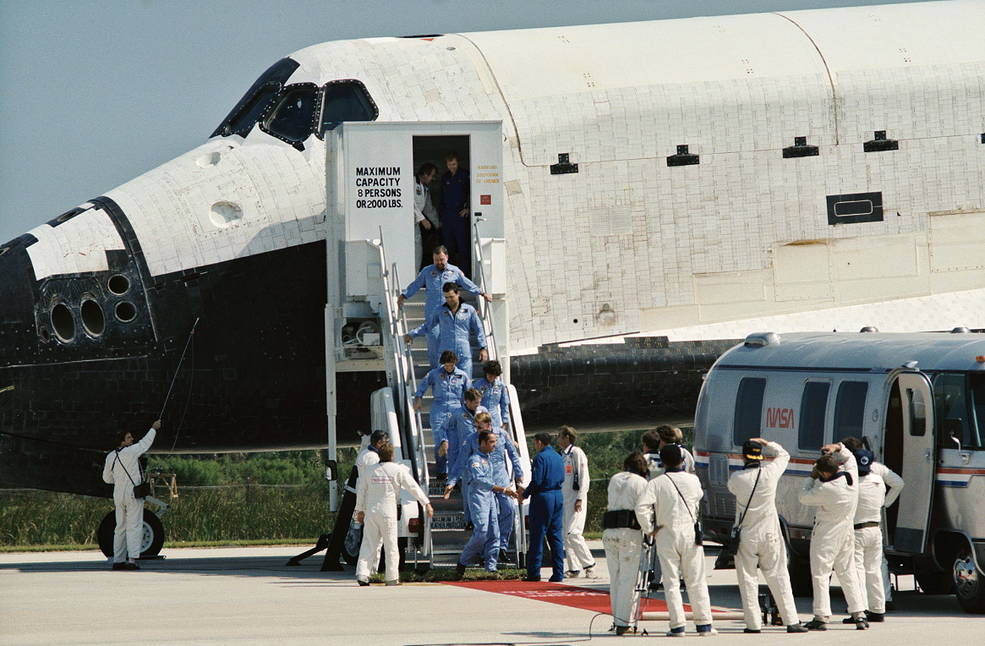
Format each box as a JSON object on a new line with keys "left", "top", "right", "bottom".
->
{"left": 366, "top": 230, "right": 530, "bottom": 567}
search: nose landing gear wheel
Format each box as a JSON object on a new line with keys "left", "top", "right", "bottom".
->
{"left": 97, "top": 509, "right": 165, "bottom": 558}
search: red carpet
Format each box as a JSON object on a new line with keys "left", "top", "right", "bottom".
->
{"left": 445, "top": 580, "right": 741, "bottom": 617}
{"left": 445, "top": 580, "right": 671, "bottom": 613}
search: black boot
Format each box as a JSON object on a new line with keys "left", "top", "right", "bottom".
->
{"left": 804, "top": 619, "right": 827, "bottom": 631}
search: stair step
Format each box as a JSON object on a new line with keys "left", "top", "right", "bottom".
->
{"left": 430, "top": 515, "right": 468, "bottom": 531}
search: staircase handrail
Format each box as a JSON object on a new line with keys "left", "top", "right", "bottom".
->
{"left": 369, "top": 234, "right": 432, "bottom": 560}
{"left": 388, "top": 258, "right": 432, "bottom": 561}
{"left": 470, "top": 219, "right": 498, "bottom": 361}
{"left": 389, "top": 260, "right": 430, "bottom": 483}
{"left": 471, "top": 220, "right": 526, "bottom": 559}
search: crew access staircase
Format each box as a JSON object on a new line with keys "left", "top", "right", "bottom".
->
{"left": 368, "top": 229, "right": 530, "bottom": 569}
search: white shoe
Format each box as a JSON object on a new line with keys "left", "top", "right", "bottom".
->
{"left": 583, "top": 567, "right": 597, "bottom": 579}
{"left": 666, "top": 629, "right": 686, "bottom": 637}
{"left": 697, "top": 628, "right": 719, "bottom": 637}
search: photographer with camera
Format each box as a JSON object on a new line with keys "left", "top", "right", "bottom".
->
{"left": 635, "top": 444, "right": 715, "bottom": 637}
{"left": 102, "top": 420, "right": 160, "bottom": 570}
{"left": 727, "top": 438, "right": 807, "bottom": 633}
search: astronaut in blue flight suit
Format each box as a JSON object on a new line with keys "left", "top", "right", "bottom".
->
{"left": 438, "top": 152, "right": 471, "bottom": 273}
{"left": 439, "top": 390, "right": 487, "bottom": 524}
{"left": 473, "top": 360, "right": 510, "bottom": 432}
{"left": 414, "top": 350, "right": 470, "bottom": 477}
{"left": 406, "top": 282, "right": 487, "bottom": 378}
{"left": 398, "top": 246, "right": 488, "bottom": 367}
{"left": 439, "top": 389, "right": 487, "bottom": 489}
{"left": 451, "top": 430, "right": 518, "bottom": 576}
{"left": 520, "top": 432, "right": 566, "bottom": 582}
{"left": 450, "top": 410, "right": 524, "bottom": 563}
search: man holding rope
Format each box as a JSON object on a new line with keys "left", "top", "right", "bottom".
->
{"left": 102, "top": 420, "right": 161, "bottom": 570}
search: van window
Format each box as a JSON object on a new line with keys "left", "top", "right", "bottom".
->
{"left": 968, "top": 374, "right": 985, "bottom": 449}
{"left": 933, "top": 372, "right": 982, "bottom": 449}
{"left": 834, "top": 381, "right": 868, "bottom": 439}
{"left": 733, "top": 378, "right": 766, "bottom": 445}
{"left": 908, "top": 387, "right": 927, "bottom": 436}
{"left": 798, "top": 381, "right": 830, "bottom": 450}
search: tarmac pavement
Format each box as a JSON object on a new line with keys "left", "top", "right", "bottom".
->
{"left": 1, "top": 541, "right": 980, "bottom": 645}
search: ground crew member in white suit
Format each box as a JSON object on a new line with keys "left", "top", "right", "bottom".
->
{"left": 413, "top": 163, "right": 438, "bottom": 266}
{"left": 842, "top": 436, "right": 904, "bottom": 608}
{"left": 558, "top": 426, "right": 595, "bottom": 578}
{"left": 602, "top": 452, "right": 648, "bottom": 635}
{"left": 639, "top": 425, "right": 694, "bottom": 591}
{"left": 641, "top": 426, "right": 695, "bottom": 479}
{"left": 102, "top": 420, "right": 160, "bottom": 570}
{"left": 351, "top": 430, "right": 389, "bottom": 572}
{"left": 798, "top": 443, "right": 868, "bottom": 630}
{"left": 354, "top": 443, "right": 433, "bottom": 586}
{"left": 727, "top": 438, "right": 808, "bottom": 633}
{"left": 844, "top": 449, "right": 889, "bottom": 624}
{"left": 635, "top": 444, "right": 716, "bottom": 637}
{"left": 355, "top": 430, "right": 388, "bottom": 473}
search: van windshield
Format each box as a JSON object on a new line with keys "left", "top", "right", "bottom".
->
{"left": 968, "top": 373, "right": 985, "bottom": 449}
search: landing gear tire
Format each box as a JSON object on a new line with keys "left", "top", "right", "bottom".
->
{"left": 916, "top": 569, "right": 955, "bottom": 595}
{"left": 97, "top": 509, "right": 165, "bottom": 559}
{"left": 788, "top": 551, "right": 813, "bottom": 598}
{"left": 953, "top": 546, "right": 985, "bottom": 613}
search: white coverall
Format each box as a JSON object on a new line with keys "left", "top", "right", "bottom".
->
{"left": 727, "top": 441, "right": 800, "bottom": 630}
{"left": 644, "top": 447, "right": 696, "bottom": 480}
{"left": 353, "top": 443, "right": 382, "bottom": 569}
{"left": 354, "top": 461, "right": 430, "bottom": 582}
{"left": 561, "top": 444, "right": 593, "bottom": 572}
{"left": 635, "top": 471, "right": 714, "bottom": 633}
{"left": 854, "top": 471, "right": 887, "bottom": 614}
{"left": 798, "top": 446, "right": 866, "bottom": 620}
{"left": 602, "top": 471, "right": 648, "bottom": 628}
{"left": 869, "top": 461, "right": 904, "bottom": 601}
{"left": 102, "top": 428, "right": 156, "bottom": 563}
{"left": 642, "top": 446, "right": 695, "bottom": 586}
{"left": 413, "top": 178, "right": 438, "bottom": 264}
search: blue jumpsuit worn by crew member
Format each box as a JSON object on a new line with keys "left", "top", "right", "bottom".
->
{"left": 401, "top": 264, "right": 481, "bottom": 366}
{"left": 458, "top": 448, "right": 500, "bottom": 571}
{"left": 474, "top": 376, "right": 510, "bottom": 431}
{"left": 439, "top": 167, "right": 470, "bottom": 268}
{"left": 522, "top": 444, "right": 566, "bottom": 581}
{"left": 442, "top": 404, "right": 489, "bottom": 524}
{"left": 415, "top": 365, "right": 471, "bottom": 475}
{"left": 441, "top": 405, "right": 489, "bottom": 487}
{"left": 455, "top": 427, "right": 524, "bottom": 554}
{"left": 411, "top": 302, "right": 486, "bottom": 377}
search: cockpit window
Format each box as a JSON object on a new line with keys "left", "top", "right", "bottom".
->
{"left": 319, "top": 80, "right": 378, "bottom": 135}
{"left": 260, "top": 83, "right": 319, "bottom": 149}
{"left": 223, "top": 83, "right": 280, "bottom": 138}
{"left": 211, "top": 57, "right": 300, "bottom": 138}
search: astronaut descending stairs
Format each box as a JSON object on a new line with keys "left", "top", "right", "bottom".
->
{"left": 397, "top": 226, "right": 532, "bottom": 568}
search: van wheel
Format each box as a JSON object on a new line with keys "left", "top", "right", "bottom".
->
{"left": 953, "top": 546, "right": 985, "bottom": 613}
{"left": 96, "top": 509, "right": 165, "bottom": 558}
{"left": 916, "top": 569, "right": 954, "bottom": 594}
{"left": 788, "top": 552, "right": 812, "bottom": 597}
